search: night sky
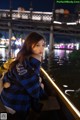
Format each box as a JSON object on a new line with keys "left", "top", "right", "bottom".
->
{"left": 0, "top": 0, "right": 79, "bottom": 13}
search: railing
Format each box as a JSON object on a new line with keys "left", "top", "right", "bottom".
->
{"left": 0, "top": 9, "right": 79, "bottom": 36}
{"left": 0, "top": 9, "right": 52, "bottom": 22}
{"left": 0, "top": 9, "right": 79, "bottom": 23}
{"left": 40, "top": 67, "right": 80, "bottom": 120}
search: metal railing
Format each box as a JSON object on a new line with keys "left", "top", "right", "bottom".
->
{"left": 0, "top": 9, "right": 79, "bottom": 23}
{"left": 0, "top": 9, "right": 52, "bottom": 22}
{"left": 0, "top": 9, "right": 79, "bottom": 36}
{"left": 40, "top": 67, "right": 80, "bottom": 120}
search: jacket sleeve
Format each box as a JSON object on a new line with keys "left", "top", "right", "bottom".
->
{"left": 3, "top": 71, "right": 12, "bottom": 83}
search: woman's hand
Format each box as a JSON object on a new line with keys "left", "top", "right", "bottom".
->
{"left": 3, "top": 82, "right": 11, "bottom": 88}
{"left": 40, "top": 83, "right": 44, "bottom": 89}
{"left": 39, "top": 77, "right": 44, "bottom": 89}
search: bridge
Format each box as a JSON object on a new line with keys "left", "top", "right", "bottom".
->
{"left": 0, "top": 9, "right": 80, "bottom": 36}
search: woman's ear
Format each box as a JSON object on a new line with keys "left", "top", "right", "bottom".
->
{"left": 32, "top": 44, "right": 35, "bottom": 49}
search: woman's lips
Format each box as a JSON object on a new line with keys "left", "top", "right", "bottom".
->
{"left": 39, "top": 52, "right": 43, "bottom": 54}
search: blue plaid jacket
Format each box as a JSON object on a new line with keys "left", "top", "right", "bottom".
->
{"left": 0, "top": 57, "right": 43, "bottom": 112}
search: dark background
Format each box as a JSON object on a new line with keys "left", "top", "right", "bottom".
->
{"left": 0, "top": 0, "right": 79, "bottom": 13}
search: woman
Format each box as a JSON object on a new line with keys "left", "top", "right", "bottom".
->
{"left": 0, "top": 32, "right": 45, "bottom": 120}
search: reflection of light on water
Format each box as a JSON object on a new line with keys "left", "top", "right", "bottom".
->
{"left": 54, "top": 49, "right": 72, "bottom": 59}
{"left": 65, "top": 50, "right": 72, "bottom": 59}
{"left": 41, "top": 67, "right": 80, "bottom": 118}
{"left": 65, "top": 89, "right": 75, "bottom": 96}
{"left": 63, "top": 85, "right": 68, "bottom": 88}
{"left": 0, "top": 48, "right": 5, "bottom": 59}
{"left": 54, "top": 49, "right": 61, "bottom": 57}
{"left": 76, "top": 43, "right": 79, "bottom": 50}
{"left": 0, "top": 47, "right": 78, "bottom": 61}
{"left": 14, "top": 49, "right": 20, "bottom": 57}
{"left": 66, "top": 50, "right": 72, "bottom": 54}
{"left": 42, "top": 48, "right": 73, "bottom": 60}
{"left": 43, "top": 47, "right": 49, "bottom": 60}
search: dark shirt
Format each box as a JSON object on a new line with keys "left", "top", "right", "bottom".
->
{"left": 0, "top": 57, "right": 43, "bottom": 112}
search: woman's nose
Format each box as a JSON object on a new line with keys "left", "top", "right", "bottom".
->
{"left": 40, "top": 47, "right": 44, "bottom": 51}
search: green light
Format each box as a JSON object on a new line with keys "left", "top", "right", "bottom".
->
{"left": 56, "top": 0, "right": 80, "bottom": 3}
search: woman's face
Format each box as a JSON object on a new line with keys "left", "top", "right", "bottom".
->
{"left": 32, "top": 39, "right": 45, "bottom": 56}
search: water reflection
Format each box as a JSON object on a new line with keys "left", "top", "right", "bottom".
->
{"left": 54, "top": 49, "right": 72, "bottom": 60}
{"left": 0, "top": 48, "right": 20, "bottom": 60}
{"left": 0, "top": 48, "right": 73, "bottom": 60}
{"left": 0, "top": 48, "right": 5, "bottom": 59}
{"left": 44, "top": 48, "right": 80, "bottom": 111}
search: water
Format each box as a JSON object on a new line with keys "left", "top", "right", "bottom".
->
{"left": 44, "top": 48, "right": 80, "bottom": 111}
{"left": 0, "top": 48, "right": 20, "bottom": 61}
{"left": 54, "top": 49, "right": 72, "bottom": 61}
{"left": 54, "top": 50, "right": 80, "bottom": 112}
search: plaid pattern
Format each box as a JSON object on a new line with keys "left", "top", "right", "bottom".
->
{"left": 0, "top": 57, "right": 42, "bottom": 112}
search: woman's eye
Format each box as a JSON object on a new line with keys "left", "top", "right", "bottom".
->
{"left": 42, "top": 44, "right": 45, "bottom": 47}
{"left": 36, "top": 44, "right": 40, "bottom": 47}
{"left": 36, "top": 44, "right": 45, "bottom": 47}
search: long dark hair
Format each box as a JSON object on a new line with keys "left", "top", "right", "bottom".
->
{"left": 9, "top": 32, "right": 45, "bottom": 69}
{"left": 17, "top": 32, "right": 45, "bottom": 62}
